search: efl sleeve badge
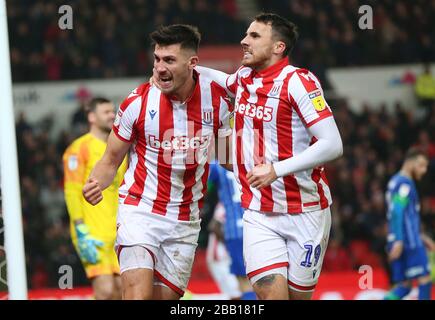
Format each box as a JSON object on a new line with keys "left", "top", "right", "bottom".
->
{"left": 309, "top": 90, "right": 326, "bottom": 111}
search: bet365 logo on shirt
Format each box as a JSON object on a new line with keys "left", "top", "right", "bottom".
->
{"left": 146, "top": 134, "right": 210, "bottom": 150}
{"left": 234, "top": 102, "right": 273, "bottom": 122}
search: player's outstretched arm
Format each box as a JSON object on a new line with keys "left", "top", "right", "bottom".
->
{"left": 150, "top": 66, "right": 234, "bottom": 97}
{"left": 195, "top": 66, "right": 238, "bottom": 97}
{"left": 83, "top": 131, "right": 130, "bottom": 205}
{"left": 195, "top": 66, "right": 230, "bottom": 88}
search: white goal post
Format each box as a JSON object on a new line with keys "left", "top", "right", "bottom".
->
{"left": 0, "top": 0, "right": 28, "bottom": 300}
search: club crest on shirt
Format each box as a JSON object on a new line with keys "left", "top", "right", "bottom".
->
{"left": 309, "top": 90, "right": 326, "bottom": 111}
{"left": 202, "top": 109, "right": 213, "bottom": 125}
{"left": 268, "top": 82, "right": 283, "bottom": 97}
{"left": 68, "top": 155, "right": 78, "bottom": 171}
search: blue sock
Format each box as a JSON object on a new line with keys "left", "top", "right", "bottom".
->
{"left": 241, "top": 291, "right": 257, "bottom": 300}
{"left": 418, "top": 282, "right": 432, "bottom": 300}
{"left": 384, "top": 285, "right": 411, "bottom": 300}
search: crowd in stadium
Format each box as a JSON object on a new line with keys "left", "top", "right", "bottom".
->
{"left": 7, "top": 0, "right": 245, "bottom": 82}
{"left": 7, "top": 0, "right": 435, "bottom": 82}
{"left": 5, "top": 0, "right": 435, "bottom": 289}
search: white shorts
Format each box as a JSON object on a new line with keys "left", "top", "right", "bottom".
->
{"left": 115, "top": 203, "right": 200, "bottom": 295}
{"left": 243, "top": 207, "right": 331, "bottom": 292}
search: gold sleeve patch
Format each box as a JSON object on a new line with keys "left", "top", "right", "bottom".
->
{"left": 309, "top": 90, "right": 326, "bottom": 111}
{"left": 229, "top": 111, "right": 235, "bottom": 129}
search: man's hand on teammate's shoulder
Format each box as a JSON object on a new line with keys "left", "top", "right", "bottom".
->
{"left": 149, "top": 68, "right": 161, "bottom": 90}
{"left": 388, "top": 241, "right": 404, "bottom": 261}
{"left": 75, "top": 223, "right": 104, "bottom": 265}
{"left": 82, "top": 177, "right": 103, "bottom": 205}
{"left": 247, "top": 163, "right": 278, "bottom": 190}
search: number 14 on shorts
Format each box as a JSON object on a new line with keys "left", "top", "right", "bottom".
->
{"left": 300, "top": 244, "right": 321, "bottom": 268}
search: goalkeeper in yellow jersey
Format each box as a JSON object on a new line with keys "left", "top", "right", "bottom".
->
{"left": 63, "top": 97, "right": 127, "bottom": 299}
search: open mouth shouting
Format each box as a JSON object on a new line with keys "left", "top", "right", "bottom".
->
{"left": 157, "top": 74, "right": 173, "bottom": 90}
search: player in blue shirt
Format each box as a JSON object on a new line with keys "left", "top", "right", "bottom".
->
{"left": 208, "top": 162, "right": 256, "bottom": 300}
{"left": 384, "top": 147, "right": 435, "bottom": 300}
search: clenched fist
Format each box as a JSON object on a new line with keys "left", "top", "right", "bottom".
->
{"left": 82, "top": 177, "right": 103, "bottom": 205}
{"left": 247, "top": 164, "right": 278, "bottom": 190}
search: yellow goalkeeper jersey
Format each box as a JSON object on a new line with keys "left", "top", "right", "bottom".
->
{"left": 63, "top": 133, "right": 127, "bottom": 242}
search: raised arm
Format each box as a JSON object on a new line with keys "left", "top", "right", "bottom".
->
{"left": 195, "top": 66, "right": 230, "bottom": 87}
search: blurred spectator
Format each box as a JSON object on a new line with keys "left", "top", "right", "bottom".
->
{"left": 415, "top": 64, "right": 435, "bottom": 117}
{"left": 40, "top": 178, "right": 66, "bottom": 226}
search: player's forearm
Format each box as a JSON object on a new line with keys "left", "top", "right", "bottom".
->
{"left": 89, "top": 157, "right": 119, "bottom": 191}
{"left": 88, "top": 131, "right": 129, "bottom": 191}
{"left": 273, "top": 118, "right": 343, "bottom": 177}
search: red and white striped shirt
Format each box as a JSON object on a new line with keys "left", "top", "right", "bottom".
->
{"left": 113, "top": 71, "right": 232, "bottom": 221}
{"left": 227, "top": 57, "right": 333, "bottom": 214}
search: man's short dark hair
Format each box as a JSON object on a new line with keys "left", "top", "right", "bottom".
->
{"left": 254, "top": 13, "right": 298, "bottom": 56}
{"left": 150, "top": 24, "right": 201, "bottom": 53}
{"left": 404, "top": 146, "right": 429, "bottom": 161}
{"left": 87, "top": 97, "right": 111, "bottom": 114}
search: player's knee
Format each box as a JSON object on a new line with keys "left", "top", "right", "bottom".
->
{"left": 119, "top": 245, "right": 155, "bottom": 301}
{"left": 288, "top": 288, "right": 313, "bottom": 300}
{"left": 121, "top": 271, "right": 154, "bottom": 300}
{"left": 94, "top": 282, "right": 116, "bottom": 300}
{"left": 123, "top": 285, "right": 153, "bottom": 300}
{"left": 112, "top": 277, "right": 122, "bottom": 300}
{"left": 92, "top": 275, "right": 118, "bottom": 300}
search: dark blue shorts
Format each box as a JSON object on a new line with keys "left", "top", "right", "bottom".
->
{"left": 225, "top": 237, "right": 246, "bottom": 277}
{"left": 390, "top": 246, "right": 430, "bottom": 283}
